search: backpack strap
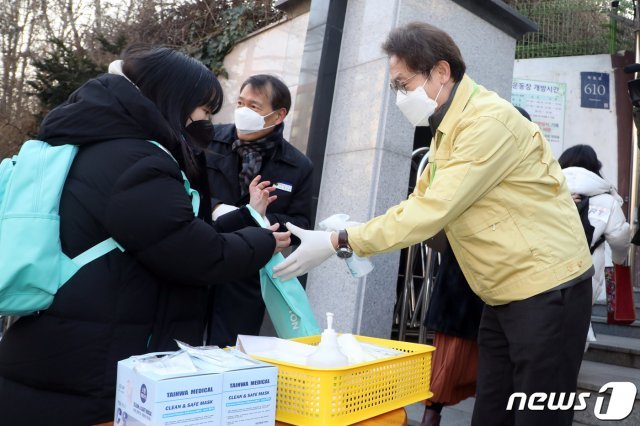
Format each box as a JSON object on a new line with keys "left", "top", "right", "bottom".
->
{"left": 67, "top": 141, "right": 199, "bottom": 274}
{"left": 147, "top": 140, "right": 200, "bottom": 215}
{"left": 590, "top": 234, "right": 606, "bottom": 254}
{"left": 71, "top": 238, "right": 124, "bottom": 268}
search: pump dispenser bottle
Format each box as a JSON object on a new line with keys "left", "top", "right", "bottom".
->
{"left": 306, "top": 312, "right": 349, "bottom": 368}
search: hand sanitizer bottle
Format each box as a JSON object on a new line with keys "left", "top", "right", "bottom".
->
{"left": 306, "top": 312, "right": 349, "bottom": 368}
{"left": 344, "top": 254, "right": 374, "bottom": 278}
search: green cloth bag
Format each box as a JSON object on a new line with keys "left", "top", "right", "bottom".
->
{"left": 246, "top": 205, "right": 321, "bottom": 338}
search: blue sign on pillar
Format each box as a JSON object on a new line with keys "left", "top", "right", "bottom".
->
{"left": 580, "top": 72, "right": 610, "bottom": 109}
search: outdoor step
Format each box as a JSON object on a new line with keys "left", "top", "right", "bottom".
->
{"left": 591, "top": 303, "right": 607, "bottom": 317}
{"left": 408, "top": 361, "right": 640, "bottom": 426}
{"left": 583, "top": 334, "right": 640, "bottom": 368}
{"left": 592, "top": 301, "right": 640, "bottom": 318}
{"left": 574, "top": 360, "right": 640, "bottom": 425}
{"left": 591, "top": 316, "right": 640, "bottom": 339}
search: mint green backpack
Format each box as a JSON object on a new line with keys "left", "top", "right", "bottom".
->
{"left": 0, "top": 140, "right": 198, "bottom": 316}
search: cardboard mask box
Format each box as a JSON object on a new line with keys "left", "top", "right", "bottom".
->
{"left": 114, "top": 351, "right": 277, "bottom": 426}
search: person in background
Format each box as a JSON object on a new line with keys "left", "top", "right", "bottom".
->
{"left": 273, "top": 22, "right": 594, "bottom": 426}
{"left": 205, "top": 74, "right": 313, "bottom": 347}
{"left": 420, "top": 241, "right": 483, "bottom": 426}
{"left": 514, "top": 105, "right": 531, "bottom": 121}
{"left": 0, "top": 46, "right": 290, "bottom": 425}
{"left": 558, "top": 144, "right": 630, "bottom": 346}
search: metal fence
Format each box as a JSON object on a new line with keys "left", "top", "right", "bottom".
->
{"left": 507, "top": 0, "right": 636, "bottom": 59}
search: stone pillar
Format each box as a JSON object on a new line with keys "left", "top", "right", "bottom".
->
{"left": 305, "top": 0, "right": 408, "bottom": 336}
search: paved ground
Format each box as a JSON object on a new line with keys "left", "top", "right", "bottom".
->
{"left": 406, "top": 398, "right": 475, "bottom": 426}
{"left": 405, "top": 398, "right": 590, "bottom": 425}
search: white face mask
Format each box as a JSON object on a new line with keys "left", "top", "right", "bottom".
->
{"left": 395, "top": 77, "right": 443, "bottom": 127}
{"left": 234, "top": 107, "right": 276, "bottom": 135}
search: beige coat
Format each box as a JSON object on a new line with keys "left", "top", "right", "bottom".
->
{"left": 348, "top": 75, "right": 592, "bottom": 305}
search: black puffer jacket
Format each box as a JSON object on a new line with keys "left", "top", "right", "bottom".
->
{"left": 0, "top": 74, "right": 275, "bottom": 425}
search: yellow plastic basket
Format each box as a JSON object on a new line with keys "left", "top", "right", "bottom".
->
{"left": 252, "top": 335, "right": 435, "bottom": 426}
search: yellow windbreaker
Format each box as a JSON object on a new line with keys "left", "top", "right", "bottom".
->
{"left": 348, "top": 75, "right": 592, "bottom": 305}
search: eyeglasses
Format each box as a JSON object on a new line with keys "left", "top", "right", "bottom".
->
{"left": 389, "top": 73, "right": 418, "bottom": 95}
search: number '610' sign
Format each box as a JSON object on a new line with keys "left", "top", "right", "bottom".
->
{"left": 581, "top": 72, "right": 609, "bottom": 109}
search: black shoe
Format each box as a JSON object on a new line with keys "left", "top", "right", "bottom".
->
{"left": 421, "top": 407, "right": 442, "bottom": 426}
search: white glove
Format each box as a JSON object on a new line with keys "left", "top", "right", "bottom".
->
{"left": 272, "top": 222, "right": 335, "bottom": 280}
{"left": 212, "top": 203, "right": 239, "bottom": 221}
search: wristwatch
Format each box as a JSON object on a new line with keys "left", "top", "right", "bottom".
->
{"left": 336, "top": 229, "right": 353, "bottom": 259}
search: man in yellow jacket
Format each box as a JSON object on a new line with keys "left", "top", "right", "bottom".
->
{"left": 274, "top": 22, "right": 593, "bottom": 425}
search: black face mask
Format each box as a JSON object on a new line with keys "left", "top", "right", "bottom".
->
{"left": 185, "top": 120, "right": 214, "bottom": 149}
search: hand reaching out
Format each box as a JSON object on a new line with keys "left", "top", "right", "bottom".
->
{"left": 272, "top": 223, "right": 336, "bottom": 280}
{"left": 268, "top": 223, "right": 291, "bottom": 254}
{"left": 249, "top": 175, "right": 277, "bottom": 217}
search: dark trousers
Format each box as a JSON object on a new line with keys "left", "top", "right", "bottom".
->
{"left": 472, "top": 278, "right": 591, "bottom": 426}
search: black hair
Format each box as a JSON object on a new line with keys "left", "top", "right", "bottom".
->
{"left": 121, "top": 45, "right": 223, "bottom": 181}
{"left": 514, "top": 105, "right": 531, "bottom": 121}
{"left": 382, "top": 22, "right": 466, "bottom": 82}
{"left": 558, "top": 144, "right": 603, "bottom": 177}
{"left": 240, "top": 74, "right": 291, "bottom": 114}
